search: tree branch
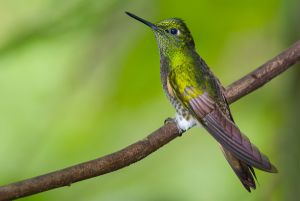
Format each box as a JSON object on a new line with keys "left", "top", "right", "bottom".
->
{"left": 0, "top": 40, "right": 299, "bottom": 201}
{"left": 225, "top": 40, "right": 300, "bottom": 103}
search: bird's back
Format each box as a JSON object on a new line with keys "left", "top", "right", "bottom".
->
{"left": 164, "top": 51, "right": 275, "bottom": 191}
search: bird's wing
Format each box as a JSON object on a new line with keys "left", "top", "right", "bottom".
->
{"left": 169, "top": 71, "right": 277, "bottom": 172}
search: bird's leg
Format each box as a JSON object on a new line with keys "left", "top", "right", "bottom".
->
{"left": 164, "top": 117, "right": 175, "bottom": 124}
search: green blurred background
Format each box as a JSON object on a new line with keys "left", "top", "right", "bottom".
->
{"left": 0, "top": 0, "right": 299, "bottom": 200}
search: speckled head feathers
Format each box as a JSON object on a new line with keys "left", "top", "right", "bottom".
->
{"left": 154, "top": 18, "right": 195, "bottom": 50}
{"left": 126, "top": 12, "right": 195, "bottom": 52}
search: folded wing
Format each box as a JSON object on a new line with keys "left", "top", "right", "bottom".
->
{"left": 189, "top": 92, "right": 277, "bottom": 172}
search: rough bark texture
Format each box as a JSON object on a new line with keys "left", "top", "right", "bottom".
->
{"left": 0, "top": 40, "right": 299, "bottom": 201}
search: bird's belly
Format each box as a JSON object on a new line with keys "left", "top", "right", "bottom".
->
{"left": 169, "top": 96, "right": 196, "bottom": 131}
{"left": 175, "top": 113, "right": 196, "bottom": 131}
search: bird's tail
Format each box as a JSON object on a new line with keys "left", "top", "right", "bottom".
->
{"left": 221, "top": 146, "right": 257, "bottom": 192}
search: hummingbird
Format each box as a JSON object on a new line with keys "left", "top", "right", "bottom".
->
{"left": 126, "top": 12, "right": 277, "bottom": 192}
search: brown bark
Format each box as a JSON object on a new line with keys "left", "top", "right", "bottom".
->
{"left": 0, "top": 40, "right": 299, "bottom": 201}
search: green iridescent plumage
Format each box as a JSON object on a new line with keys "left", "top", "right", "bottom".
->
{"left": 126, "top": 12, "right": 277, "bottom": 192}
{"left": 153, "top": 18, "right": 222, "bottom": 107}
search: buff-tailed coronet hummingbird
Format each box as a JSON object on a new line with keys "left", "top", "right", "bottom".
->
{"left": 126, "top": 11, "right": 277, "bottom": 192}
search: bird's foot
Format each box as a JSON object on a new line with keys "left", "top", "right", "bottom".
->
{"left": 164, "top": 117, "right": 175, "bottom": 125}
{"left": 164, "top": 117, "right": 183, "bottom": 136}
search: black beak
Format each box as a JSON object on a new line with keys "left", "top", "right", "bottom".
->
{"left": 125, "top": 12, "right": 158, "bottom": 31}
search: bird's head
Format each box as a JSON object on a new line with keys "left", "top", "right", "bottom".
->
{"left": 126, "top": 12, "right": 195, "bottom": 54}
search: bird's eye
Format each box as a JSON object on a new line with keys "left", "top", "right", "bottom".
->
{"left": 170, "top": 28, "right": 179, "bottom": 35}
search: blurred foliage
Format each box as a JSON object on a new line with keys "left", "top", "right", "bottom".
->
{"left": 0, "top": 0, "right": 299, "bottom": 200}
